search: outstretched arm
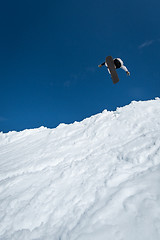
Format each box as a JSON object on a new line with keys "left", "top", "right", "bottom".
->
{"left": 98, "top": 62, "right": 105, "bottom": 67}
{"left": 121, "top": 65, "right": 130, "bottom": 76}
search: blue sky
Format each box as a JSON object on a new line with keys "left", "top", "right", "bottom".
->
{"left": 0, "top": 0, "right": 160, "bottom": 133}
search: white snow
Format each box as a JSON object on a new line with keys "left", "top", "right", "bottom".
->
{"left": 0, "top": 98, "right": 160, "bottom": 240}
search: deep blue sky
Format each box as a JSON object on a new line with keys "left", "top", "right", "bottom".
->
{"left": 0, "top": 0, "right": 160, "bottom": 133}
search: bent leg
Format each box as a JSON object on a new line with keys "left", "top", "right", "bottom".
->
{"left": 105, "top": 62, "right": 111, "bottom": 74}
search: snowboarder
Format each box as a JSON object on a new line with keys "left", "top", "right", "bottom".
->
{"left": 98, "top": 57, "right": 130, "bottom": 76}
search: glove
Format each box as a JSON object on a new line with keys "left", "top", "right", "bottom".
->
{"left": 98, "top": 64, "right": 102, "bottom": 68}
{"left": 126, "top": 71, "right": 130, "bottom": 76}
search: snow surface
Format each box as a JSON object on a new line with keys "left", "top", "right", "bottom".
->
{"left": 0, "top": 99, "right": 160, "bottom": 240}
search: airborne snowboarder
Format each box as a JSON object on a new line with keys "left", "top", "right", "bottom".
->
{"left": 98, "top": 57, "right": 130, "bottom": 76}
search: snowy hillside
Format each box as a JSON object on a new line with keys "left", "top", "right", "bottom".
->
{"left": 0, "top": 98, "right": 160, "bottom": 240}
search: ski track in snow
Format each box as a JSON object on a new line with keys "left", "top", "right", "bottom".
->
{"left": 0, "top": 99, "right": 160, "bottom": 240}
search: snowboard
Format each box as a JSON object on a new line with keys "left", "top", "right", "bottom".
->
{"left": 105, "top": 56, "right": 119, "bottom": 84}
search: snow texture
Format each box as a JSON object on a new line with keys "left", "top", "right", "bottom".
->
{"left": 0, "top": 98, "right": 160, "bottom": 240}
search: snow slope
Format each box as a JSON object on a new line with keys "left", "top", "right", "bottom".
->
{"left": 0, "top": 98, "right": 160, "bottom": 240}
